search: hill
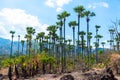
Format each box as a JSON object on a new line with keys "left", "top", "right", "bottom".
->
{"left": 0, "top": 37, "right": 18, "bottom": 54}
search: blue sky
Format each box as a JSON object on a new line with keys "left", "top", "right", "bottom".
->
{"left": 0, "top": 0, "right": 120, "bottom": 48}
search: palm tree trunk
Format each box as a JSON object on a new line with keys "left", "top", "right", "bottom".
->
{"left": 10, "top": 35, "right": 14, "bottom": 58}
{"left": 81, "top": 36, "right": 84, "bottom": 59}
{"left": 73, "top": 27, "right": 75, "bottom": 69}
{"left": 96, "top": 31, "right": 98, "bottom": 63}
{"left": 77, "top": 15, "right": 80, "bottom": 59}
{"left": 87, "top": 17, "right": 90, "bottom": 66}
{"left": 63, "top": 18, "right": 66, "bottom": 72}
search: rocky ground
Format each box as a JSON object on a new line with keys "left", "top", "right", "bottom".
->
{"left": 0, "top": 67, "right": 120, "bottom": 80}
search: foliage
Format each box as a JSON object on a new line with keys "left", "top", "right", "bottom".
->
{"left": 2, "top": 58, "right": 14, "bottom": 67}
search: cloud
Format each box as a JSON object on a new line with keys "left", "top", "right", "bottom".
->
{"left": 45, "top": 0, "right": 55, "bottom": 8}
{"left": 45, "top": 0, "right": 72, "bottom": 12}
{"left": 0, "top": 8, "right": 49, "bottom": 41}
{"left": 56, "top": 7, "right": 63, "bottom": 12}
{"left": 88, "top": 2, "right": 109, "bottom": 9}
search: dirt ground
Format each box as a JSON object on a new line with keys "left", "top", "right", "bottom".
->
{"left": 0, "top": 68, "right": 120, "bottom": 80}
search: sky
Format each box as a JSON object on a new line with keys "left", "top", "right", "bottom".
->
{"left": 0, "top": 0, "right": 120, "bottom": 48}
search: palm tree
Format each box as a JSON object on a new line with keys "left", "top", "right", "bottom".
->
{"left": 84, "top": 11, "right": 95, "bottom": 65}
{"left": 88, "top": 32, "right": 92, "bottom": 54}
{"left": 101, "top": 42, "right": 105, "bottom": 54}
{"left": 74, "top": 5, "right": 85, "bottom": 56}
{"left": 26, "top": 27, "right": 35, "bottom": 57}
{"left": 95, "top": 34, "right": 103, "bottom": 63}
{"left": 45, "top": 35, "right": 49, "bottom": 52}
{"left": 57, "top": 14, "right": 63, "bottom": 39}
{"left": 10, "top": 30, "right": 15, "bottom": 58}
{"left": 107, "top": 40, "right": 113, "bottom": 50}
{"left": 95, "top": 34, "right": 103, "bottom": 46}
{"left": 9, "top": 30, "right": 15, "bottom": 80}
{"left": 57, "top": 15, "right": 64, "bottom": 71}
{"left": 21, "top": 40, "right": 25, "bottom": 55}
{"left": 37, "top": 32, "right": 45, "bottom": 52}
{"left": 47, "top": 25, "right": 58, "bottom": 54}
{"left": 109, "top": 29, "right": 115, "bottom": 50}
{"left": 79, "top": 31, "right": 86, "bottom": 59}
{"left": 24, "top": 34, "right": 29, "bottom": 55}
{"left": 18, "top": 35, "right": 20, "bottom": 56}
{"left": 68, "top": 21, "right": 77, "bottom": 69}
{"left": 61, "top": 11, "right": 70, "bottom": 43}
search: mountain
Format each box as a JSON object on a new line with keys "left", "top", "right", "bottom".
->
{"left": 0, "top": 37, "right": 19, "bottom": 54}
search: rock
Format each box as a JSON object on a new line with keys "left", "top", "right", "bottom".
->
{"left": 81, "top": 67, "right": 118, "bottom": 80}
{"left": 60, "top": 74, "right": 74, "bottom": 80}
{"left": 0, "top": 74, "right": 3, "bottom": 80}
{"left": 0, "top": 74, "right": 2, "bottom": 77}
{"left": 101, "top": 67, "right": 118, "bottom": 80}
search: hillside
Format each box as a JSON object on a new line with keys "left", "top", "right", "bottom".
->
{"left": 0, "top": 37, "right": 19, "bottom": 54}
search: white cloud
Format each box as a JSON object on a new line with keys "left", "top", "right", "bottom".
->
{"left": 88, "top": 2, "right": 109, "bottom": 9}
{"left": 45, "top": 0, "right": 55, "bottom": 8}
{"left": 0, "top": 8, "right": 49, "bottom": 41}
{"left": 45, "top": 0, "right": 72, "bottom": 12}
{"left": 56, "top": 0, "right": 72, "bottom": 7}
{"left": 56, "top": 7, "right": 63, "bottom": 12}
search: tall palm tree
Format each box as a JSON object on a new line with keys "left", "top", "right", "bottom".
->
{"left": 109, "top": 29, "right": 115, "bottom": 50}
{"left": 107, "top": 40, "right": 113, "bottom": 50}
{"left": 47, "top": 25, "right": 58, "bottom": 54}
{"left": 61, "top": 11, "right": 70, "bottom": 43}
{"left": 45, "top": 35, "right": 49, "bottom": 52}
{"left": 57, "top": 15, "right": 64, "bottom": 71}
{"left": 57, "top": 14, "right": 63, "bottom": 39}
{"left": 95, "top": 25, "right": 101, "bottom": 46}
{"left": 10, "top": 30, "right": 15, "bottom": 58}
{"left": 101, "top": 42, "right": 105, "bottom": 54}
{"left": 18, "top": 35, "right": 20, "bottom": 56}
{"left": 9, "top": 30, "right": 15, "bottom": 80}
{"left": 84, "top": 11, "right": 95, "bottom": 65}
{"left": 37, "top": 32, "right": 45, "bottom": 52}
{"left": 95, "top": 34, "right": 103, "bottom": 47}
{"left": 26, "top": 27, "right": 35, "bottom": 57}
{"left": 21, "top": 40, "right": 25, "bottom": 55}
{"left": 95, "top": 34, "right": 103, "bottom": 63}
{"left": 68, "top": 21, "right": 77, "bottom": 69}
{"left": 79, "top": 31, "right": 86, "bottom": 59}
{"left": 74, "top": 5, "right": 85, "bottom": 56}
{"left": 24, "top": 34, "right": 29, "bottom": 55}
{"left": 88, "top": 32, "right": 92, "bottom": 54}
{"left": 95, "top": 25, "right": 100, "bottom": 63}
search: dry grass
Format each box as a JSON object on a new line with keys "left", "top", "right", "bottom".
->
{"left": 109, "top": 52, "right": 120, "bottom": 74}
